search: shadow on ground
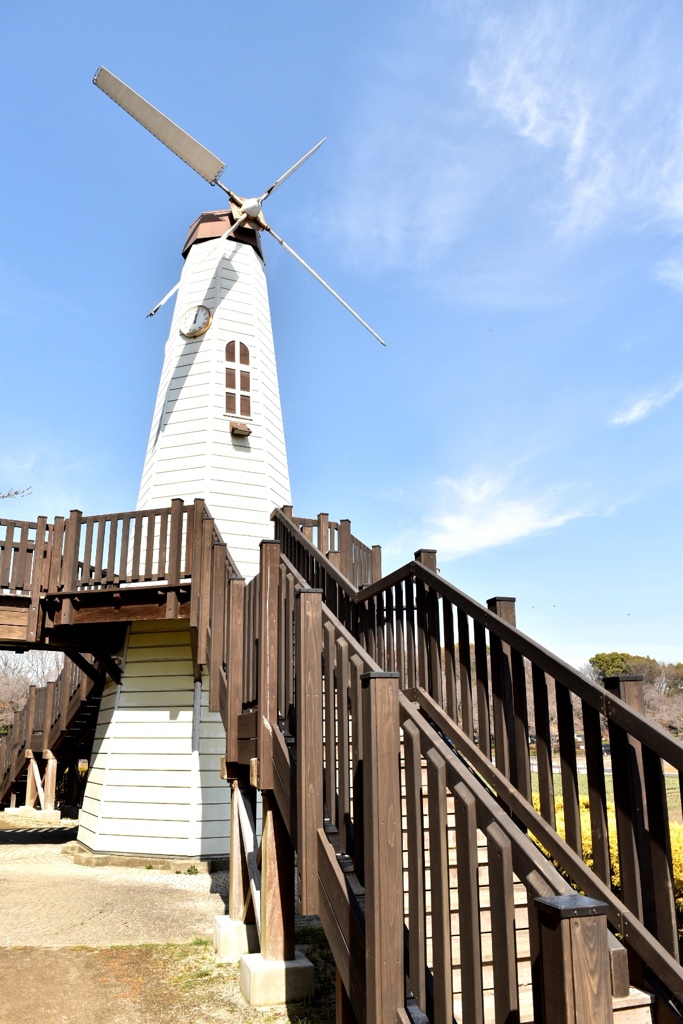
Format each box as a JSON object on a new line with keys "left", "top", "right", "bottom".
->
{"left": 0, "top": 824, "right": 78, "bottom": 845}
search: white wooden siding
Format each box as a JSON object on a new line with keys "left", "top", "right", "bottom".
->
{"left": 77, "top": 620, "right": 230, "bottom": 859}
{"left": 137, "top": 234, "right": 291, "bottom": 580}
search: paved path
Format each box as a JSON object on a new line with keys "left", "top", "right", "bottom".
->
{"left": 0, "top": 816, "right": 229, "bottom": 947}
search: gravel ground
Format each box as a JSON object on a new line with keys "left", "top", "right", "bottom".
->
{"left": 0, "top": 814, "right": 335, "bottom": 1024}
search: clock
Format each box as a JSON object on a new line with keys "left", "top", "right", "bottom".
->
{"left": 179, "top": 304, "right": 212, "bottom": 338}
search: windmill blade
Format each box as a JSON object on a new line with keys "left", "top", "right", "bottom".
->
{"left": 264, "top": 226, "right": 387, "bottom": 346}
{"left": 258, "top": 138, "right": 326, "bottom": 203}
{"left": 93, "top": 67, "right": 226, "bottom": 184}
{"left": 148, "top": 213, "right": 249, "bottom": 318}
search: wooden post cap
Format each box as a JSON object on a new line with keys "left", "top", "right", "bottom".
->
{"left": 414, "top": 549, "right": 437, "bottom": 569}
{"left": 534, "top": 894, "right": 609, "bottom": 918}
{"left": 360, "top": 671, "right": 401, "bottom": 687}
{"left": 295, "top": 588, "right": 323, "bottom": 598}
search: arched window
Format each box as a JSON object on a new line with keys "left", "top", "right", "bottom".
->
{"left": 226, "top": 341, "right": 251, "bottom": 417}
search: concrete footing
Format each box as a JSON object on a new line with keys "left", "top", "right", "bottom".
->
{"left": 213, "top": 916, "right": 259, "bottom": 962}
{"left": 60, "top": 840, "right": 228, "bottom": 873}
{"left": 240, "top": 950, "right": 315, "bottom": 1006}
{"left": 5, "top": 807, "right": 62, "bottom": 824}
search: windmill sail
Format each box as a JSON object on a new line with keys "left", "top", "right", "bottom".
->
{"left": 93, "top": 67, "right": 226, "bottom": 183}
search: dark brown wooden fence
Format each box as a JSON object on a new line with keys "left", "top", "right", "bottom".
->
{"left": 272, "top": 506, "right": 683, "bottom": 1009}
{"left": 222, "top": 537, "right": 627, "bottom": 1023}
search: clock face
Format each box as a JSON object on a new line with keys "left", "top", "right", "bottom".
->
{"left": 179, "top": 304, "right": 212, "bottom": 338}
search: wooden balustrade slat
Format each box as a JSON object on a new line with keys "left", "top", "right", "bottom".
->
{"left": 336, "top": 637, "right": 352, "bottom": 856}
{"left": 93, "top": 515, "right": 106, "bottom": 582}
{"left": 455, "top": 780, "right": 485, "bottom": 1024}
{"left": 415, "top": 579, "right": 428, "bottom": 693}
{"left": 394, "top": 583, "right": 405, "bottom": 689}
{"left": 0, "top": 523, "right": 14, "bottom": 587}
{"left": 474, "top": 620, "right": 491, "bottom": 759}
{"left": 295, "top": 589, "right": 323, "bottom": 915}
{"left": 323, "top": 621, "right": 337, "bottom": 826}
{"left": 427, "top": 585, "right": 442, "bottom": 706}
{"left": 532, "top": 664, "right": 556, "bottom": 828}
{"left": 105, "top": 516, "right": 118, "bottom": 582}
{"left": 457, "top": 609, "right": 473, "bottom": 739}
{"left": 405, "top": 582, "right": 416, "bottom": 689}
{"left": 156, "top": 509, "right": 168, "bottom": 580}
{"left": 426, "top": 747, "right": 452, "bottom": 1024}
{"left": 582, "top": 700, "right": 611, "bottom": 885}
{"left": 144, "top": 512, "right": 156, "bottom": 580}
{"left": 556, "top": 681, "right": 582, "bottom": 855}
{"left": 362, "top": 671, "right": 402, "bottom": 1024}
{"left": 485, "top": 820, "right": 520, "bottom": 1024}
{"left": 641, "top": 746, "right": 679, "bottom": 961}
{"left": 350, "top": 653, "right": 364, "bottom": 883}
{"left": 511, "top": 649, "right": 531, "bottom": 803}
{"left": 442, "top": 598, "right": 456, "bottom": 719}
{"left": 402, "top": 719, "right": 427, "bottom": 1013}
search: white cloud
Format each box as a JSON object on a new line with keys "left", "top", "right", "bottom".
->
{"left": 610, "top": 380, "right": 683, "bottom": 427}
{"left": 467, "top": 1, "right": 683, "bottom": 236}
{"left": 327, "top": 1, "right": 682, "bottom": 285}
{"left": 425, "top": 472, "right": 586, "bottom": 558}
{"left": 655, "top": 255, "right": 683, "bottom": 293}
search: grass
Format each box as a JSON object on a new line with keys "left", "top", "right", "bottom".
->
{"left": 530, "top": 769, "right": 682, "bottom": 823}
{"left": 100, "top": 929, "right": 337, "bottom": 1023}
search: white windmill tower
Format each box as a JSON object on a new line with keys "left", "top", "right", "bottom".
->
{"left": 74, "top": 70, "right": 385, "bottom": 866}
{"left": 94, "top": 68, "right": 385, "bottom": 581}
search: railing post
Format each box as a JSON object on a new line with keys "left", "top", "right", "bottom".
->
{"left": 371, "top": 544, "right": 382, "bottom": 583}
{"left": 260, "top": 792, "right": 296, "bottom": 962}
{"left": 43, "top": 751, "right": 57, "bottom": 812}
{"left": 295, "top": 588, "right": 323, "bottom": 916}
{"left": 316, "top": 513, "right": 329, "bottom": 554}
{"left": 339, "top": 519, "right": 351, "bottom": 580}
{"left": 361, "top": 670, "right": 403, "bottom": 1024}
{"left": 225, "top": 577, "right": 245, "bottom": 771}
{"left": 282, "top": 505, "right": 293, "bottom": 520}
{"left": 208, "top": 541, "right": 227, "bottom": 713}
{"left": 166, "top": 498, "right": 184, "bottom": 619}
{"left": 533, "top": 894, "right": 612, "bottom": 1024}
{"left": 24, "top": 685, "right": 36, "bottom": 750}
{"left": 60, "top": 510, "right": 82, "bottom": 625}
{"left": 257, "top": 541, "right": 281, "bottom": 791}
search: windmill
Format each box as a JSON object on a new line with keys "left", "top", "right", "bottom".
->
{"left": 94, "top": 67, "right": 385, "bottom": 580}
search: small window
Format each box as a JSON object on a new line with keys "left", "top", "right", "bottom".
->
{"left": 225, "top": 341, "right": 252, "bottom": 419}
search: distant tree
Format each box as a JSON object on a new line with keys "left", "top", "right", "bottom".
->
{"left": 587, "top": 652, "right": 634, "bottom": 681}
{"left": 0, "top": 650, "right": 64, "bottom": 731}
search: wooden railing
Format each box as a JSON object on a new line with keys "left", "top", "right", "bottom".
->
{"left": 0, "top": 657, "right": 91, "bottom": 801}
{"left": 272, "top": 507, "right": 683, "bottom": 1008}
{"left": 222, "top": 538, "right": 624, "bottom": 1023}
{"left": 281, "top": 507, "right": 381, "bottom": 589}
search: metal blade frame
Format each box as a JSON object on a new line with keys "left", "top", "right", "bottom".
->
{"left": 264, "top": 225, "right": 387, "bottom": 346}
{"left": 258, "top": 138, "right": 326, "bottom": 203}
{"left": 93, "top": 67, "right": 226, "bottom": 183}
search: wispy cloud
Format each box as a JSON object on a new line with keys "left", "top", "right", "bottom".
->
{"left": 467, "top": 1, "right": 683, "bottom": 236}
{"left": 425, "top": 472, "right": 586, "bottom": 558}
{"left": 655, "top": 255, "right": 683, "bottom": 293}
{"left": 327, "top": 1, "right": 682, "bottom": 290}
{"left": 610, "top": 380, "right": 683, "bottom": 427}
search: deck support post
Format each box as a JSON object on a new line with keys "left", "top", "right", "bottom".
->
{"left": 43, "top": 751, "right": 57, "bottom": 812}
{"left": 362, "top": 670, "right": 403, "bottom": 1024}
{"left": 24, "top": 752, "right": 39, "bottom": 809}
{"left": 534, "top": 894, "right": 612, "bottom": 1024}
{"left": 295, "top": 588, "right": 323, "bottom": 916}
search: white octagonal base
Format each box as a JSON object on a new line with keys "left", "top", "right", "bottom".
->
{"left": 240, "top": 950, "right": 314, "bottom": 1006}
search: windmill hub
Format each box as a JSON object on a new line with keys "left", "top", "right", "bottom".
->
{"left": 240, "top": 198, "right": 263, "bottom": 219}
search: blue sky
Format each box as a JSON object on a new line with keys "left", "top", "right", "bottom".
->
{"left": 0, "top": 1, "right": 681, "bottom": 666}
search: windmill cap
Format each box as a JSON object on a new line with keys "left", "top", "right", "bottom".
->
{"left": 182, "top": 209, "right": 264, "bottom": 261}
